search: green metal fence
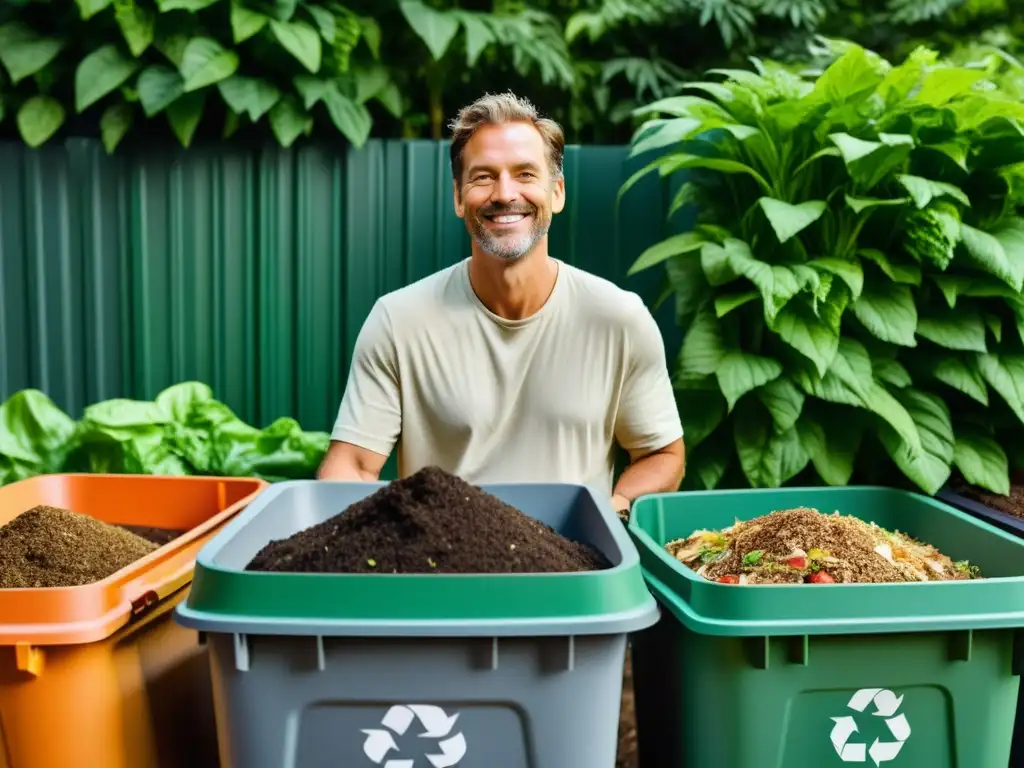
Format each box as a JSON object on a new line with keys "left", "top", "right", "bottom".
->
{"left": 0, "top": 138, "right": 679, "bottom": 431}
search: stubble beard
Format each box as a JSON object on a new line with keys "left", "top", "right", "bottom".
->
{"left": 468, "top": 204, "right": 551, "bottom": 261}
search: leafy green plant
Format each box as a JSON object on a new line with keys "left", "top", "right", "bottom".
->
{"left": 623, "top": 43, "right": 1024, "bottom": 496}
{"left": 0, "top": 382, "right": 330, "bottom": 485}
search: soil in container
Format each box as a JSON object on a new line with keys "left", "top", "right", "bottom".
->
{"left": 666, "top": 506, "right": 982, "bottom": 584}
{"left": 246, "top": 465, "right": 609, "bottom": 574}
{"left": 948, "top": 474, "right": 1024, "bottom": 520}
{"left": 117, "top": 524, "right": 186, "bottom": 546}
{"left": 0, "top": 505, "right": 159, "bottom": 588}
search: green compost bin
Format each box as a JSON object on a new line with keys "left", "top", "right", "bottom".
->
{"left": 627, "top": 486, "right": 1024, "bottom": 768}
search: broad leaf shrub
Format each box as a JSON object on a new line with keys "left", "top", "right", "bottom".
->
{"left": 0, "top": 0, "right": 574, "bottom": 151}
{"left": 0, "top": 382, "right": 330, "bottom": 486}
{"left": 624, "top": 43, "right": 1024, "bottom": 496}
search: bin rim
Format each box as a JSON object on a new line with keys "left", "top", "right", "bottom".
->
{"left": 627, "top": 484, "right": 1024, "bottom": 637}
{"left": 0, "top": 473, "right": 268, "bottom": 646}
{"left": 174, "top": 478, "right": 662, "bottom": 637}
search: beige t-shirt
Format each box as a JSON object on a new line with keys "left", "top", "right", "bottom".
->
{"left": 331, "top": 257, "right": 683, "bottom": 497}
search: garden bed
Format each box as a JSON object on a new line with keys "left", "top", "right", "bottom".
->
{"left": 940, "top": 470, "right": 1024, "bottom": 538}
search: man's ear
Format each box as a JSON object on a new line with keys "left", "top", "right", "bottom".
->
{"left": 551, "top": 177, "right": 566, "bottom": 215}
{"left": 453, "top": 178, "right": 465, "bottom": 219}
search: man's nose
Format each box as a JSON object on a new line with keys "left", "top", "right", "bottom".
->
{"left": 490, "top": 172, "right": 519, "bottom": 203}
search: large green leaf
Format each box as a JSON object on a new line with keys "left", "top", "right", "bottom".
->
{"left": 930, "top": 274, "right": 1017, "bottom": 308}
{"left": 772, "top": 297, "right": 840, "bottom": 377}
{"left": 166, "top": 91, "right": 206, "bottom": 148}
{"left": 829, "top": 132, "right": 914, "bottom": 190}
{"left": 16, "top": 96, "right": 65, "bottom": 148}
{"left": 916, "top": 311, "right": 987, "bottom": 352}
{"left": 978, "top": 354, "right": 1024, "bottom": 425}
{"left": 628, "top": 232, "right": 706, "bottom": 275}
{"left": 231, "top": 0, "right": 269, "bottom": 43}
{"left": 796, "top": 408, "right": 863, "bottom": 486}
{"left": 75, "top": 44, "right": 140, "bottom": 113}
{"left": 100, "top": 102, "right": 133, "bottom": 153}
{"left": 877, "top": 388, "right": 953, "bottom": 495}
{"left": 960, "top": 224, "right": 1023, "bottom": 291}
{"left": 676, "top": 306, "right": 724, "bottom": 380}
{"left": 180, "top": 37, "right": 239, "bottom": 92}
{"left": 0, "top": 23, "right": 64, "bottom": 84}
{"left": 733, "top": 400, "right": 808, "bottom": 488}
{"left": 138, "top": 65, "right": 184, "bottom": 117}
{"left": 700, "top": 241, "right": 740, "bottom": 287}
{"left": 852, "top": 280, "right": 918, "bottom": 346}
{"left": 665, "top": 253, "right": 709, "bottom": 322}
{"left": 896, "top": 174, "right": 970, "bottom": 209}
{"left": 758, "top": 198, "right": 826, "bottom": 244}
{"left": 872, "top": 357, "right": 911, "bottom": 389}
{"left": 809, "top": 257, "right": 863, "bottom": 300}
{"left": 714, "top": 291, "right": 758, "bottom": 318}
{"left": 217, "top": 76, "right": 280, "bottom": 121}
{"left": 858, "top": 249, "right": 921, "bottom": 286}
{"left": 158, "top": 0, "right": 219, "bottom": 9}
{"left": 399, "top": 0, "right": 460, "bottom": 61}
{"left": 323, "top": 87, "right": 371, "bottom": 147}
{"left": 676, "top": 388, "right": 726, "bottom": 451}
{"left": 629, "top": 117, "right": 702, "bottom": 158}
{"left": 115, "top": 3, "right": 155, "bottom": 57}
{"left": 270, "top": 19, "right": 322, "bottom": 73}
{"left": 924, "top": 355, "right": 988, "bottom": 405}
{"left": 756, "top": 377, "right": 805, "bottom": 433}
{"left": 716, "top": 351, "right": 783, "bottom": 411}
{"left": 75, "top": 0, "right": 112, "bottom": 19}
{"left": 688, "top": 435, "right": 732, "bottom": 490}
{"left": 812, "top": 44, "right": 887, "bottom": 105}
{"left": 0, "top": 390, "right": 77, "bottom": 476}
{"left": 954, "top": 431, "right": 1010, "bottom": 496}
{"left": 269, "top": 96, "right": 312, "bottom": 148}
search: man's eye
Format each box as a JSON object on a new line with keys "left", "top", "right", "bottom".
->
{"left": 519, "top": 172, "right": 535, "bottom": 179}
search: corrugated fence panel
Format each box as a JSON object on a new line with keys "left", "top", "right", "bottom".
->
{"left": 0, "top": 138, "right": 676, "bottom": 432}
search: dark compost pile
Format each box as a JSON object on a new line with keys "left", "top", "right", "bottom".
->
{"left": 246, "top": 465, "right": 608, "bottom": 574}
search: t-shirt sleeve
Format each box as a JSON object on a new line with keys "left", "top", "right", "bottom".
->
{"left": 614, "top": 295, "right": 684, "bottom": 453}
{"left": 331, "top": 299, "right": 402, "bottom": 456}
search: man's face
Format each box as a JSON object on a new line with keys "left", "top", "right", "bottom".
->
{"left": 453, "top": 122, "right": 565, "bottom": 261}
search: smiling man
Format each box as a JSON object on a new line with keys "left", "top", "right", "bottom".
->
{"left": 318, "top": 91, "right": 685, "bottom": 514}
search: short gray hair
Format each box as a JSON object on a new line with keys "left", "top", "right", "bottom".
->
{"left": 448, "top": 91, "right": 565, "bottom": 184}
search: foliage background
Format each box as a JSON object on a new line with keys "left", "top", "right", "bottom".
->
{"left": 0, "top": 0, "right": 1021, "bottom": 150}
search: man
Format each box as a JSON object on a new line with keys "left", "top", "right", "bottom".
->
{"left": 318, "top": 91, "right": 684, "bottom": 515}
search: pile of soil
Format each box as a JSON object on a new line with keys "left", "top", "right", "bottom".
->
{"left": 667, "top": 507, "right": 981, "bottom": 584}
{"left": 247, "top": 465, "right": 608, "bottom": 574}
{"left": 118, "top": 524, "right": 185, "bottom": 546}
{"left": 951, "top": 476, "right": 1024, "bottom": 520}
{"left": 0, "top": 506, "right": 159, "bottom": 588}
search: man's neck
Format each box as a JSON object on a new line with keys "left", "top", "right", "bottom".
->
{"left": 467, "top": 244, "right": 559, "bottom": 321}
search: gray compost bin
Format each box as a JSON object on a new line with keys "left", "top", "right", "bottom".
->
{"left": 174, "top": 479, "right": 659, "bottom": 768}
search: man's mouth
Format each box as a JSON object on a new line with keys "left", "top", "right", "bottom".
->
{"left": 482, "top": 211, "right": 531, "bottom": 225}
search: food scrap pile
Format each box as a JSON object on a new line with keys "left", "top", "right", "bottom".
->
{"left": 0, "top": 506, "right": 163, "bottom": 588}
{"left": 247, "top": 465, "right": 608, "bottom": 574}
{"left": 666, "top": 507, "right": 981, "bottom": 584}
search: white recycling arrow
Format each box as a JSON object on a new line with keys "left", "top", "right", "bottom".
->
{"left": 361, "top": 703, "right": 466, "bottom": 767}
{"left": 426, "top": 733, "right": 467, "bottom": 768}
{"left": 361, "top": 729, "right": 399, "bottom": 763}
{"left": 830, "top": 689, "right": 911, "bottom": 764}
{"left": 408, "top": 705, "right": 460, "bottom": 739}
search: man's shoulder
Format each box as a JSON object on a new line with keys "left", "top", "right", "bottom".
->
{"left": 560, "top": 261, "right": 652, "bottom": 326}
{"left": 375, "top": 260, "right": 466, "bottom": 315}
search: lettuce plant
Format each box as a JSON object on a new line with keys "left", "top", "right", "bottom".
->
{"left": 624, "top": 43, "right": 1024, "bottom": 496}
{"left": 0, "top": 382, "right": 329, "bottom": 485}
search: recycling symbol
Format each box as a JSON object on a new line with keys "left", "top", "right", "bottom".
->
{"left": 830, "top": 688, "right": 911, "bottom": 765}
{"left": 361, "top": 704, "right": 466, "bottom": 767}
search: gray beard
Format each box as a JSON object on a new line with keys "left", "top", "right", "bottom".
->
{"left": 468, "top": 210, "right": 550, "bottom": 261}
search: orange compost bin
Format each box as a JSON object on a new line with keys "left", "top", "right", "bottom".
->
{"left": 0, "top": 473, "right": 268, "bottom": 768}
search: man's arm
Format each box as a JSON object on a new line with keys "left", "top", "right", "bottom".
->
{"left": 317, "top": 440, "right": 389, "bottom": 481}
{"left": 318, "top": 299, "right": 402, "bottom": 481}
{"left": 612, "top": 295, "right": 686, "bottom": 510}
